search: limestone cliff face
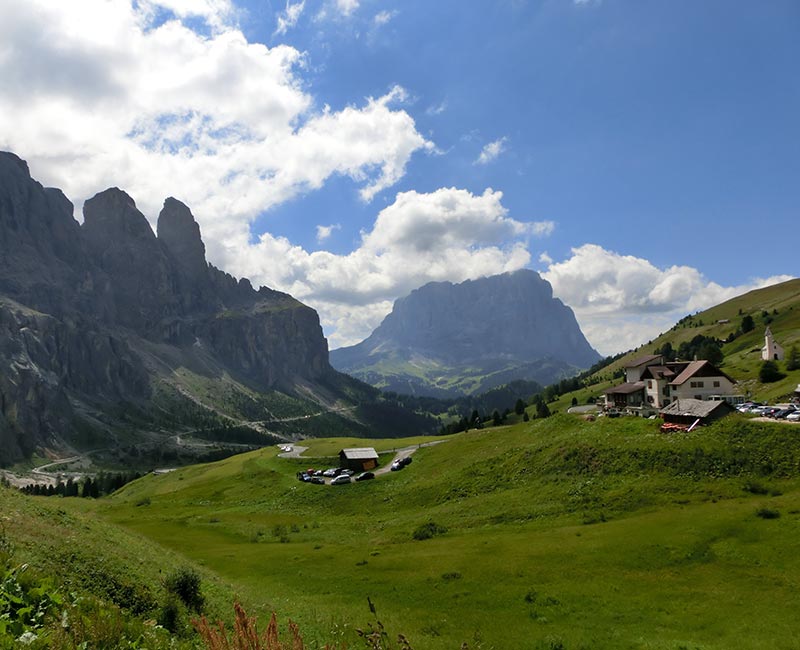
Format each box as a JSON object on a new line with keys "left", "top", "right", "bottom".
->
{"left": 0, "top": 151, "right": 333, "bottom": 463}
{"left": 331, "top": 270, "right": 600, "bottom": 397}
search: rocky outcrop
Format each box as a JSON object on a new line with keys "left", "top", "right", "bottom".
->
{"left": 0, "top": 151, "right": 335, "bottom": 463}
{"left": 331, "top": 270, "right": 600, "bottom": 397}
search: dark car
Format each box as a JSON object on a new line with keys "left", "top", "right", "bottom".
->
{"left": 399, "top": 456, "right": 413, "bottom": 467}
{"left": 774, "top": 407, "right": 796, "bottom": 420}
{"left": 309, "top": 475, "right": 325, "bottom": 484}
{"left": 355, "top": 471, "right": 375, "bottom": 481}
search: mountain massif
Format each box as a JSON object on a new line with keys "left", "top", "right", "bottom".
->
{"left": 330, "top": 270, "right": 600, "bottom": 397}
{"left": 0, "top": 152, "right": 429, "bottom": 466}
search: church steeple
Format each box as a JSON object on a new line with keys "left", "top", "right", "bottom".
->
{"left": 762, "top": 326, "right": 784, "bottom": 361}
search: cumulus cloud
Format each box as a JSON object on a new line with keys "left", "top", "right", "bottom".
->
{"left": 275, "top": 0, "right": 305, "bottom": 35}
{"left": 0, "top": 0, "right": 431, "bottom": 260}
{"left": 316, "top": 223, "right": 341, "bottom": 243}
{"left": 475, "top": 137, "right": 509, "bottom": 165}
{"left": 542, "top": 244, "right": 793, "bottom": 355}
{"left": 223, "top": 187, "right": 554, "bottom": 348}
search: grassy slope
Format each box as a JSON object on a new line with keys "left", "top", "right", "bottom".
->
{"left": 0, "top": 483, "right": 246, "bottom": 647}
{"left": 550, "top": 278, "right": 800, "bottom": 413}
{"left": 94, "top": 413, "right": 800, "bottom": 649}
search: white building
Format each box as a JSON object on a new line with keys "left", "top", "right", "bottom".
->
{"left": 762, "top": 327, "right": 784, "bottom": 361}
{"left": 604, "top": 355, "right": 737, "bottom": 415}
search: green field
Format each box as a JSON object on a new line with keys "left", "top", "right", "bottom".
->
{"left": 53, "top": 413, "right": 797, "bottom": 649}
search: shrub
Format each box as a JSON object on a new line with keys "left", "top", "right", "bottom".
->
{"left": 759, "top": 360, "right": 785, "bottom": 383}
{"left": 164, "top": 568, "right": 204, "bottom": 613}
{"left": 756, "top": 508, "right": 780, "bottom": 519}
{"left": 742, "top": 480, "right": 769, "bottom": 495}
{"left": 412, "top": 521, "right": 448, "bottom": 541}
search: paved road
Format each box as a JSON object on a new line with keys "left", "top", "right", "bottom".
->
{"left": 567, "top": 405, "right": 601, "bottom": 414}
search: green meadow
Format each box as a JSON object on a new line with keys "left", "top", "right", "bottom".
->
{"left": 77, "top": 413, "right": 800, "bottom": 649}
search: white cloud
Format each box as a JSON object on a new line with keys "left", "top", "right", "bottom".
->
{"left": 316, "top": 223, "right": 341, "bottom": 243}
{"left": 374, "top": 10, "right": 398, "bottom": 26}
{"left": 426, "top": 101, "right": 448, "bottom": 116}
{"left": 475, "top": 137, "right": 509, "bottom": 165}
{"left": 137, "top": 0, "right": 238, "bottom": 31}
{"left": 542, "top": 244, "right": 793, "bottom": 356}
{"left": 538, "top": 251, "right": 553, "bottom": 265}
{"left": 0, "top": 1, "right": 432, "bottom": 267}
{"left": 336, "top": 0, "right": 360, "bottom": 16}
{"left": 275, "top": 0, "right": 306, "bottom": 35}
{"left": 224, "top": 187, "right": 554, "bottom": 348}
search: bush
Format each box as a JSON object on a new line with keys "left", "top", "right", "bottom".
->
{"left": 756, "top": 508, "right": 780, "bottom": 519}
{"left": 759, "top": 360, "right": 785, "bottom": 383}
{"left": 164, "top": 568, "right": 204, "bottom": 613}
{"left": 742, "top": 480, "right": 769, "bottom": 495}
{"left": 412, "top": 521, "right": 448, "bottom": 541}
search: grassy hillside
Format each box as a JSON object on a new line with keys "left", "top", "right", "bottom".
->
{"left": 91, "top": 413, "right": 800, "bottom": 649}
{"left": 0, "top": 483, "right": 244, "bottom": 648}
{"left": 549, "top": 278, "right": 800, "bottom": 413}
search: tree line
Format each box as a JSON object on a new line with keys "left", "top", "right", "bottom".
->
{"left": 18, "top": 471, "right": 143, "bottom": 498}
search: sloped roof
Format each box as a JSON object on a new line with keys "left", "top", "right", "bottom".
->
{"left": 603, "top": 381, "right": 646, "bottom": 395}
{"left": 660, "top": 398, "right": 732, "bottom": 419}
{"left": 625, "top": 354, "right": 662, "bottom": 369}
{"left": 340, "top": 447, "right": 379, "bottom": 460}
{"left": 641, "top": 365, "right": 677, "bottom": 380}
{"left": 669, "top": 360, "right": 735, "bottom": 386}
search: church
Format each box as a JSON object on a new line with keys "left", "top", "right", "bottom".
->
{"left": 762, "top": 326, "right": 784, "bottom": 361}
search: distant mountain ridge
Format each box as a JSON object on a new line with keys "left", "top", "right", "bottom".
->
{"left": 330, "top": 270, "right": 600, "bottom": 397}
{"left": 0, "top": 152, "right": 430, "bottom": 465}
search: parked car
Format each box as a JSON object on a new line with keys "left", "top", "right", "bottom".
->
{"left": 399, "top": 456, "right": 413, "bottom": 467}
{"left": 786, "top": 411, "right": 800, "bottom": 422}
{"left": 331, "top": 474, "right": 351, "bottom": 485}
{"left": 355, "top": 471, "right": 375, "bottom": 481}
{"left": 774, "top": 408, "right": 796, "bottom": 420}
{"left": 309, "top": 476, "right": 325, "bottom": 485}
{"left": 340, "top": 469, "right": 355, "bottom": 476}
{"left": 322, "top": 468, "right": 338, "bottom": 477}
{"left": 390, "top": 461, "right": 402, "bottom": 471}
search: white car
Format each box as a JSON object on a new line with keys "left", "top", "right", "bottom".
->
{"left": 786, "top": 411, "right": 800, "bottom": 422}
{"left": 331, "top": 474, "right": 351, "bottom": 485}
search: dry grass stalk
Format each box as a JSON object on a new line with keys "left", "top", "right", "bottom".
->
{"left": 192, "top": 602, "right": 307, "bottom": 650}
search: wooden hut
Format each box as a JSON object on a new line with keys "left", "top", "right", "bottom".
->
{"left": 339, "top": 448, "right": 379, "bottom": 472}
{"left": 659, "top": 398, "right": 734, "bottom": 432}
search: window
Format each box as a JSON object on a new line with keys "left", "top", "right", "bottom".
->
{"left": 690, "top": 381, "right": 696, "bottom": 388}
{"left": 697, "top": 381, "right": 704, "bottom": 388}
{"left": 647, "top": 380, "right": 652, "bottom": 389}
{"left": 713, "top": 381, "right": 720, "bottom": 388}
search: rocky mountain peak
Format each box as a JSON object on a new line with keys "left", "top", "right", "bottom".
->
{"left": 157, "top": 197, "right": 207, "bottom": 281}
{"left": 82, "top": 187, "right": 155, "bottom": 245}
{"left": 331, "top": 270, "right": 600, "bottom": 397}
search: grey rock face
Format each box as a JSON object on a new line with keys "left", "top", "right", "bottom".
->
{"left": 157, "top": 197, "right": 208, "bottom": 283}
{"left": 0, "top": 151, "right": 333, "bottom": 463}
{"left": 331, "top": 270, "right": 600, "bottom": 396}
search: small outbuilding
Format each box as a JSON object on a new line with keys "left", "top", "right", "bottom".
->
{"left": 339, "top": 447, "right": 379, "bottom": 472}
{"left": 659, "top": 398, "right": 734, "bottom": 431}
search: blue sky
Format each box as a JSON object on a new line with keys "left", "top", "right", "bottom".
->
{"left": 0, "top": 0, "right": 797, "bottom": 354}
